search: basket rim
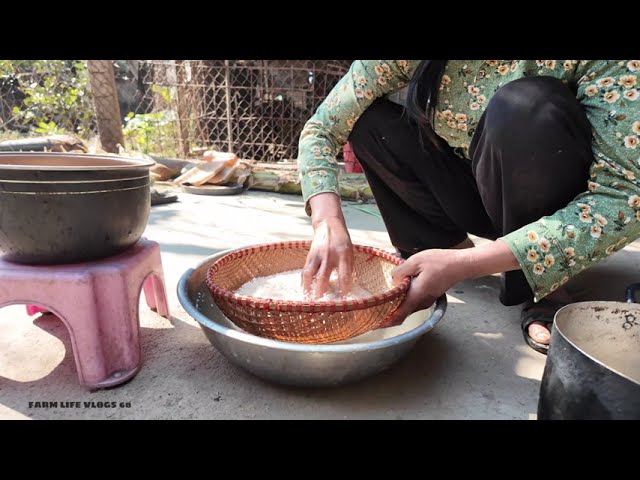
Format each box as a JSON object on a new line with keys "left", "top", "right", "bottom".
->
{"left": 205, "top": 240, "right": 410, "bottom": 313}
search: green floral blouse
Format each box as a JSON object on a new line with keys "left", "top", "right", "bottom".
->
{"left": 297, "top": 60, "right": 640, "bottom": 302}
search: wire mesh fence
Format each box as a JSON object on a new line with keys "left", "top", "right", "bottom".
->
{"left": 0, "top": 60, "right": 352, "bottom": 161}
{"left": 126, "top": 60, "right": 352, "bottom": 160}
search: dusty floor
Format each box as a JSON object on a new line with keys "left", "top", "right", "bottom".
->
{"left": 2, "top": 190, "right": 639, "bottom": 420}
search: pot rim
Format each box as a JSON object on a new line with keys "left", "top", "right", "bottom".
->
{"left": 554, "top": 301, "right": 640, "bottom": 386}
{"left": 0, "top": 152, "right": 155, "bottom": 171}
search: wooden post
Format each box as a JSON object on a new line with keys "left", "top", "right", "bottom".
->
{"left": 224, "top": 60, "right": 234, "bottom": 153}
{"left": 174, "top": 60, "right": 190, "bottom": 158}
{"left": 87, "top": 60, "right": 125, "bottom": 153}
{"left": 190, "top": 60, "right": 210, "bottom": 148}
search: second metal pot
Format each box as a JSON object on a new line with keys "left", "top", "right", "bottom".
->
{"left": 538, "top": 285, "right": 640, "bottom": 420}
{"left": 0, "top": 152, "right": 155, "bottom": 264}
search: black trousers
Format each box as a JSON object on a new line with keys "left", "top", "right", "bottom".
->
{"left": 348, "top": 77, "right": 593, "bottom": 306}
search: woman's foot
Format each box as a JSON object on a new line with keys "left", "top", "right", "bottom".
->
{"left": 528, "top": 321, "right": 552, "bottom": 345}
{"left": 521, "top": 288, "right": 572, "bottom": 354}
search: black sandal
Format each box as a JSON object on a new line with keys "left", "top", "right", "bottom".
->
{"left": 520, "top": 299, "right": 567, "bottom": 355}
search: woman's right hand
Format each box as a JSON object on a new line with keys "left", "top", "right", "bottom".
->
{"left": 302, "top": 193, "right": 354, "bottom": 299}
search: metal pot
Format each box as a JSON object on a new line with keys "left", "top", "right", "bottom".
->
{"left": 0, "top": 152, "right": 155, "bottom": 264}
{"left": 177, "top": 250, "right": 447, "bottom": 387}
{"left": 538, "top": 284, "right": 640, "bottom": 420}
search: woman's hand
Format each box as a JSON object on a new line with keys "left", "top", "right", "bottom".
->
{"left": 384, "top": 249, "right": 468, "bottom": 326}
{"left": 384, "top": 239, "right": 520, "bottom": 327}
{"left": 302, "top": 193, "right": 354, "bottom": 299}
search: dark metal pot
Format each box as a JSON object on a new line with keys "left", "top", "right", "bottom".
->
{"left": 0, "top": 152, "right": 155, "bottom": 264}
{"left": 538, "top": 285, "right": 640, "bottom": 420}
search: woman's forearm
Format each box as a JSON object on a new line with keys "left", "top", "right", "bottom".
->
{"left": 308, "top": 192, "right": 345, "bottom": 229}
{"left": 460, "top": 239, "right": 521, "bottom": 280}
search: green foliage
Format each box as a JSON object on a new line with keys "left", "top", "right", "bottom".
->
{"left": 151, "top": 84, "right": 173, "bottom": 106}
{"left": 34, "top": 121, "right": 65, "bottom": 136}
{"left": 122, "top": 110, "right": 179, "bottom": 156}
{"left": 0, "top": 131, "right": 22, "bottom": 143}
{"left": 0, "top": 60, "right": 95, "bottom": 136}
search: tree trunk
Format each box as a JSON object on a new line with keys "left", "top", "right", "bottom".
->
{"left": 87, "top": 60, "right": 125, "bottom": 154}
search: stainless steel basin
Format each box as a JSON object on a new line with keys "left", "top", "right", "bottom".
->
{"left": 177, "top": 249, "right": 447, "bottom": 387}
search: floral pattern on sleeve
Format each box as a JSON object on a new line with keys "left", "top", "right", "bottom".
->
{"left": 501, "top": 60, "right": 640, "bottom": 301}
{"left": 297, "top": 60, "right": 419, "bottom": 215}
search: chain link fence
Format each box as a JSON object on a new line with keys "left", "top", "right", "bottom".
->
{"left": 1, "top": 60, "right": 352, "bottom": 161}
{"left": 125, "top": 60, "right": 352, "bottom": 160}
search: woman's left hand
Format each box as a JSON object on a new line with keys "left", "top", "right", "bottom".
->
{"left": 382, "top": 239, "right": 520, "bottom": 327}
{"left": 383, "top": 248, "right": 469, "bottom": 327}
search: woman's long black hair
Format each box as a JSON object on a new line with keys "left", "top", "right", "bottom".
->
{"left": 405, "top": 60, "right": 448, "bottom": 147}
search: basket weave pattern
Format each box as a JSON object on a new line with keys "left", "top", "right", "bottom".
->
{"left": 205, "top": 241, "right": 410, "bottom": 344}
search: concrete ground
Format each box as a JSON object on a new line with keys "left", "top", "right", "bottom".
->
{"left": 2, "top": 189, "right": 639, "bottom": 420}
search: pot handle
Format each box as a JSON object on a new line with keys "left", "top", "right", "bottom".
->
{"left": 625, "top": 283, "right": 640, "bottom": 303}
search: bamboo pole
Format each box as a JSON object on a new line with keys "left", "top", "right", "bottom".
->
{"left": 224, "top": 60, "right": 234, "bottom": 153}
{"left": 247, "top": 171, "right": 374, "bottom": 201}
{"left": 174, "top": 60, "right": 191, "bottom": 158}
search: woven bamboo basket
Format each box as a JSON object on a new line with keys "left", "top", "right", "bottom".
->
{"left": 205, "top": 241, "right": 410, "bottom": 344}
